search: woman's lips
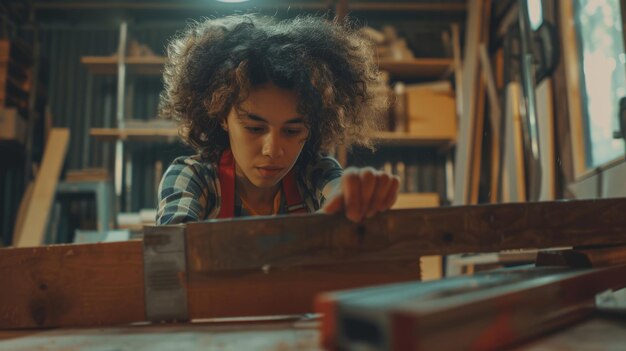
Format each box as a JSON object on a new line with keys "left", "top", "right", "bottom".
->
{"left": 256, "top": 166, "right": 284, "bottom": 178}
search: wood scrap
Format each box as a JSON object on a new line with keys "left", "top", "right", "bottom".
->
{"left": 479, "top": 44, "right": 503, "bottom": 203}
{"left": 453, "top": 0, "right": 486, "bottom": 205}
{"left": 502, "top": 83, "right": 526, "bottom": 202}
{"left": 11, "top": 181, "right": 33, "bottom": 246}
{"left": 65, "top": 168, "right": 110, "bottom": 182}
{"left": 14, "top": 128, "right": 70, "bottom": 247}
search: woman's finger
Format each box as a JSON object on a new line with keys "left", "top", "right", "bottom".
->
{"left": 367, "top": 173, "right": 392, "bottom": 217}
{"left": 381, "top": 175, "right": 400, "bottom": 210}
{"left": 359, "top": 168, "right": 378, "bottom": 220}
{"left": 321, "top": 192, "right": 344, "bottom": 214}
{"left": 342, "top": 169, "right": 362, "bottom": 222}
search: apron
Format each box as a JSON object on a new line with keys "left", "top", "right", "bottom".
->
{"left": 217, "top": 149, "right": 308, "bottom": 218}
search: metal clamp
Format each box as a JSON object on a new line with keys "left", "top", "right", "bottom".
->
{"left": 143, "top": 225, "right": 189, "bottom": 322}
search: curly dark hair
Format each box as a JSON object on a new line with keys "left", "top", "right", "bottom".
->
{"left": 159, "top": 14, "right": 388, "bottom": 166}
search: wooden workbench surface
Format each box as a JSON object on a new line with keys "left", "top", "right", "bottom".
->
{"left": 0, "top": 315, "right": 320, "bottom": 351}
{"left": 1, "top": 315, "right": 625, "bottom": 350}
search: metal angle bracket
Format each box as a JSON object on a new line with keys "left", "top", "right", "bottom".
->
{"left": 143, "top": 225, "right": 189, "bottom": 322}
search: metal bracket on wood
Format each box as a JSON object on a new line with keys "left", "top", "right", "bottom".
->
{"left": 143, "top": 225, "right": 189, "bottom": 322}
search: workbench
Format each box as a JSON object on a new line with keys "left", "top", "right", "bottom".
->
{"left": 1, "top": 198, "right": 626, "bottom": 350}
{"left": 1, "top": 315, "right": 625, "bottom": 350}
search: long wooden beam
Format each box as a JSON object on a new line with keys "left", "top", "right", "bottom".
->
{"left": 2, "top": 198, "right": 626, "bottom": 329}
{"left": 186, "top": 197, "right": 626, "bottom": 271}
{"left": 0, "top": 241, "right": 145, "bottom": 329}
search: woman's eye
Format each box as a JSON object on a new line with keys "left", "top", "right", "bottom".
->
{"left": 284, "top": 129, "right": 303, "bottom": 136}
{"left": 245, "top": 126, "right": 264, "bottom": 133}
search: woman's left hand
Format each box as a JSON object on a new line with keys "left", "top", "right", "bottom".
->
{"left": 321, "top": 167, "right": 400, "bottom": 222}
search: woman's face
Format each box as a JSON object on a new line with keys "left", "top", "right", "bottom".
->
{"left": 225, "top": 83, "right": 309, "bottom": 189}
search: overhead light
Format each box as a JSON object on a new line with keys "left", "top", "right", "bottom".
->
{"left": 216, "top": 0, "right": 250, "bottom": 3}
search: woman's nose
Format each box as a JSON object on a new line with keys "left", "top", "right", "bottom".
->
{"left": 261, "top": 132, "right": 284, "bottom": 158}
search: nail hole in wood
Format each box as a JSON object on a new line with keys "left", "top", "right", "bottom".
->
{"left": 357, "top": 224, "right": 366, "bottom": 242}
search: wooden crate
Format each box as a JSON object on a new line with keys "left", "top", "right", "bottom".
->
{"left": 406, "top": 87, "right": 457, "bottom": 139}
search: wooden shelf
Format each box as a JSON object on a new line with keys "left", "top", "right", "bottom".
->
{"left": 81, "top": 56, "right": 166, "bottom": 75}
{"left": 347, "top": 3, "right": 466, "bottom": 12}
{"left": 90, "top": 128, "right": 179, "bottom": 142}
{"left": 378, "top": 58, "right": 453, "bottom": 79}
{"left": 371, "top": 131, "right": 455, "bottom": 147}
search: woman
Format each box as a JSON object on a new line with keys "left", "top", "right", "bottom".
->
{"left": 157, "top": 15, "right": 399, "bottom": 224}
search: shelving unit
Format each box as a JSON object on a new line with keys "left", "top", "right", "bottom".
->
{"left": 81, "top": 56, "right": 166, "bottom": 75}
{"left": 371, "top": 131, "right": 455, "bottom": 146}
{"left": 81, "top": 21, "right": 172, "bottom": 211}
{"left": 378, "top": 58, "right": 453, "bottom": 80}
{"left": 336, "top": 10, "right": 458, "bottom": 214}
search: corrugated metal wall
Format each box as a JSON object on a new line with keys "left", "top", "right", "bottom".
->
{"left": 40, "top": 23, "right": 192, "bottom": 215}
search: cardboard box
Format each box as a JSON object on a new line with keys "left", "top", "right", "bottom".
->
{"left": 406, "top": 87, "right": 457, "bottom": 139}
{"left": 0, "top": 108, "right": 26, "bottom": 142}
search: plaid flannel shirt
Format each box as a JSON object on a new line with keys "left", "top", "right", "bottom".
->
{"left": 156, "top": 154, "right": 343, "bottom": 225}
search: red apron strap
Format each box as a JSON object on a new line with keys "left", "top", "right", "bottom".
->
{"left": 282, "top": 169, "right": 308, "bottom": 214}
{"left": 217, "top": 148, "right": 308, "bottom": 218}
{"left": 217, "top": 149, "right": 235, "bottom": 218}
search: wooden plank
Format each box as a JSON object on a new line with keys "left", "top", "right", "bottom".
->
{"left": 502, "top": 83, "right": 527, "bottom": 202}
{"left": 468, "top": 0, "right": 492, "bottom": 205}
{"left": 11, "top": 181, "right": 33, "bottom": 245}
{"left": 453, "top": 0, "right": 484, "bottom": 205}
{"left": 451, "top": 23, "right": 463, "bottom": 118}
{"left": 392, "top": 193, "right": 441, "bottom": 281}
{"left": 187, "top": 261, "right": 420, "bottom": 319}
{"left": 377, "top": 58, "right": 453, "bottom": 79}
{"left": 479, "top": 44, "right": 502, "bottom": 203}
{"left": 0, "top": 241, "right": 145, "bottom": 329}
{"left": 183, "top": 197, "right": 626, "bottom": 272}
{"left": 81, "top": 56, "right": 166, "bottom": 76}
{"left": 392, "top": 192, "right": 439, "bottom": 209}
{"left": 469, "top": 74, "right": 486, "bottom": 204}
{"left": 371, "top": 131, "right": 454, "bottom": 147}
{"left": 15, "top": 128, "right": 70, "bottom": 247}
{"left": 319, "top": 265, "right": 626, "bottom": 350}
{"left": 3, "top": 197, "right": 626, "bottom": 329}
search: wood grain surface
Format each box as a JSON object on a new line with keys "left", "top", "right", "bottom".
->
{"left": 0, "top": 241, "right": 145, "bottom": 328}
{"left": 185, "top": 198, "right": 626, "bottom": 272}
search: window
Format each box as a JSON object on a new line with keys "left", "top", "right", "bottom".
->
{"left": 574, "top": 0, "right": 626, "bottom": 167}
